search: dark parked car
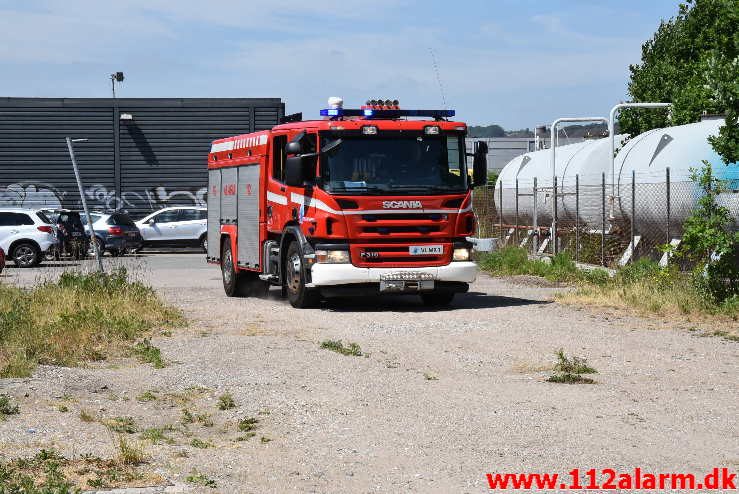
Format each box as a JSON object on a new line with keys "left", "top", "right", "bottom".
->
{"left": 81, "top": 212, "right": 143, "bottom": 256}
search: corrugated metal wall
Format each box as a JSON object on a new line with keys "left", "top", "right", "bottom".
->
{"left": 0, "top": 97, "right": 283, "bottom": 218}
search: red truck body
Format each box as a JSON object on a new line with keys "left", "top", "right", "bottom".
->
{"left": 207, "top": 102, "right": 488, "bottom": 307}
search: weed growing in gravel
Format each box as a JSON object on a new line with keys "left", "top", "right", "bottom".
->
{"left": 186, "top": 471, "right": 217, "bottom": 488}
{"left": 196, "top": 413, "right": 213, "bottom": 427}
{"left": 0, "top": 448, "right": 162, "bottom": 491}
{"left": 320, "top": 339, "right": 363, "bottom": 356}
{"left": 140, "top": 426, "right": 175, "bottom": 445}
{"left": 104, "top": 416, "right": 138, "bottom": 434}
{"left": 260, "top": 436, "right": 272, "bottom": 443}
{"left": 116, "top": 436, "right": 146, "bottom": 465}
{"left": 181, "top": 408, "right": 195, "bottom": 424}
{"left": 57, "top": 404, "right": 69, "bottom": 413}
{"left": 79, "top": 409, "right": 95, "bottom": 422}
{"left": 423, "top": 372, "right": 438, "bottom": 381}
{"left": 547, "top": 350, "right": 597, "bottom": 384}
{"left": 189, "top": 438, "right": 212, "bottom": 449}
{"left": 0, "top": 268, "right": 182, "bottom": 378}
{"left": 132, "top": 339, "right": 165, "bottom": 368}
{"left": 0, "top": 394, "right": 20, "bottom": 419}
{"left": 237, "top": 417, "right": 259, "bottom": 432}
{"left": 136, "top": 391, "right": 157, "bottom": 402}
{"left": 234, "top": 432, "right": 256, "bottom": 441}
{"left": 217, "top": 393, "right": 236, "bottom": 410}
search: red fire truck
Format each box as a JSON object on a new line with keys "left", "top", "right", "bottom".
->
{"left": 206, "top": 99, "right": 489, "bottom": 307}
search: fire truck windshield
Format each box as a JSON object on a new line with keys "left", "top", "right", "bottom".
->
{"left": 320, "top": 135, "right": 467, "bottom": 195}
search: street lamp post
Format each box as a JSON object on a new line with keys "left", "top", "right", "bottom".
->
{"left": 66, "top": 137, "right": 104, "bottom": 273}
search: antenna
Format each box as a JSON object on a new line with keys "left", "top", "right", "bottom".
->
{"left": 428, "top": 48, "right": 447, "bottom": 109}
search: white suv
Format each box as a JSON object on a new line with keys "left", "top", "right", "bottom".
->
{"left": 0, "top": 208, "right": 57, "bottom": 267}
{"left": 136, "top": 207, "right": 208, "bottom": 251}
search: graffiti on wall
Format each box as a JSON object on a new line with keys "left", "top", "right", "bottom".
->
{"left": 0, "top": 181, "right": 207, "bottom": 217}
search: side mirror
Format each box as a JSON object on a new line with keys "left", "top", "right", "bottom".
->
{"left": 472, "top": 141, "right": 489, "bottom": 187}
{"left": 285, "top": 156, "right": 306, "bottom": 187}
{"left": 286, "top": 141, "right": 302, "bottom": 155}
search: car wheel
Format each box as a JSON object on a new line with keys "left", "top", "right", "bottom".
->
{"left": 12, "top": 242, "right": 40, "bottom": 268}
{"left": 420, "top": 292, "right": 455, "bottom": 307}
{"left": 284, "top": 241, "right": 320, "bottom": 308}
{"left": 199, "top": 234, "right": 208, "bottom": 253}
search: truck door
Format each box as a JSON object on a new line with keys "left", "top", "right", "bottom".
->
{"left": 266, "top": 133, "right": 289, "bottom": 232}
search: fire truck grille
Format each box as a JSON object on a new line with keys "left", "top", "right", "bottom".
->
{"left": 362, "top": 225, "right": 441, "bottom": 234}
{"left": 361, "top": 213, "right": 446, "bottom": 222}
{"left": 350, "top": 243, "right": 451, "bottom": 268}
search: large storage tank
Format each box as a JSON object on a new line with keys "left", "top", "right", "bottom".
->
{"left": 493, "top": 118, "right": 739, "bottom": 237}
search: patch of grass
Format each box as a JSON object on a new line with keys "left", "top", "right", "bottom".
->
{"left": 237, "top": 417, "right": 259, "bottom": 432}
{"left": 0, "top": 268, "right": 182, "bottom": 378}
{"left": 217, "top": 393, "right": 236, "bottom": 410}
{"left": 136, "top": 391, "right": 157, "bottom": 402}
{"left": 0, "top": 448, "right": 163, "bottom": 491}
{"left": 103, "top": 416, "right": 137, "bottom": 434}
{"left": 320, "top": 339, "right": 363, "bottom": 356}
{"left": 189, "top": 438, "right": 212, "bottom": 449}
{"left": 131, "top": 339, "right": 165, "bottom": 368}
{"left": 195, "top": 412, "right": 213, "bottom": 427}
{"left": 547, "top": 349, "right": 597, "bottom": 385}
{"left": 479, "top": 246, "right": 593, "bottom": 283}
{"left": 140, "top": 426, "right": 175, "bottom": 445}
{"left": 0, "top": 394, "right": 20, "bottom": 419}
{"left": 186, "top": 471, "right": 217, "bottom": 488}
{"left": 116, "top": 435, "right": 146, "bottom": 465}
{"left": 79, "top": 409, "right": 95, "bottom": 423}
{"left": 57, "top": 404, "right": 69, "bottom": 413}
{"left": 234, "top": 432, "right": 256, "bottom": 441}
{"left": 181, "top": 408, "right": 194, "bottom": 425}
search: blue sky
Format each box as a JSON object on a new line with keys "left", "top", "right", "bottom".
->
{"left": 0, "top": 0, "right": 681, "bottom": 128}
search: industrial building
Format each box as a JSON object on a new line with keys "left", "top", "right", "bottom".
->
{"left": 0, "top": 97, "right": 284, "bottom": 218}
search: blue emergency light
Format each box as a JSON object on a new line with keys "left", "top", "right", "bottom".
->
{"left": 320, "top": 108, "right": 456, "bottom": 119}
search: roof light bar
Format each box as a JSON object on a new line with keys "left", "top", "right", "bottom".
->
{"left": 320, "top": 108, "right": 455, "bottom": 119}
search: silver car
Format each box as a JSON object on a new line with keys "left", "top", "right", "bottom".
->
{"left": 136, "top": 207, "right": 208, "bottom": 251}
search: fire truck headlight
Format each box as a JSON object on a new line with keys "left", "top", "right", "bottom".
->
{"left": 452, "top": 247, "right": 471, "bottom": 261}
{"left": 315, "top": 249, "right": 350, "bottom": 264}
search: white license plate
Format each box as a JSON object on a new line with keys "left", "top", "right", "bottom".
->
{"left": 409, "top": 244, "right": 443, "bottom": 255}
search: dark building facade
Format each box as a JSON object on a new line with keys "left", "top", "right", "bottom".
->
{"left": 0, "top": 97, "right": 284, "bottom": 218}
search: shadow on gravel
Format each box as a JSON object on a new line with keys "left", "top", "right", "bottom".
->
{"left": 322, "top": 291, "right": 550, "bottom": 312}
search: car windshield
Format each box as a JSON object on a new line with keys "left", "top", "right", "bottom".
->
{"left": 320, "top": 135, "right": 467, "bottom": 195}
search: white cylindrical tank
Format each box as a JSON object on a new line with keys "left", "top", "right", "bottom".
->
{"left": 495, "top": 135, "right": 627, "bottom": 226}
{"left": 493, "top": 118, "right": 739, "bottom": 237}
{"left": 614, "top": 118, "right": 739, "bottom": 233}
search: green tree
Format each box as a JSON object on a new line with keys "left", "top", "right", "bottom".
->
{"left": 620, "top": 0, "right": 739, "bottom": 164}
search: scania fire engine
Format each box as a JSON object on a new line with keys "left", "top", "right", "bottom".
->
{"left": 206, "top": 98, "right": 489, "bottom": 308}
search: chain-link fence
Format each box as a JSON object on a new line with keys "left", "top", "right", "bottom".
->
{"left": 473, "top": 167, "right": 739, "bottom": 267}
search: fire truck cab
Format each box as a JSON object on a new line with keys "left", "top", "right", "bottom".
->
{"left": 207, "top": 99, "right": 489, "bottom": 308}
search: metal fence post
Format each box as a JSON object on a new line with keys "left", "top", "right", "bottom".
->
{"left": 666, "top": 167, "right": 671, "bottom": 244}
{"left": 533, "top": 177, "right": 538, "bottom": 254}
{"left": 601, "top": 172, "right": 606, "bottom": 266}
{"left": 552, "top": 175, "right": 558, "bottom": 255}
{"left": 515, "top": 178, "right": 519, "bottom": 245}
{"left": 575, "top": 174, "right": 579, "bottom": 263}
{"left": 498, "top": 185, "right": 503, "bottom": 244}
{"left": 631, "top": 169, "right": 636, "bottom": 260}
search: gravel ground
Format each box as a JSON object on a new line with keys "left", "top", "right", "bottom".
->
{"left": 1, "top": 253, "right": 737, "bottom": 493}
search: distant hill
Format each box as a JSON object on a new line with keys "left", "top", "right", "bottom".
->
{"left": 468, "top": 123, "right": 614, "bottom": 139}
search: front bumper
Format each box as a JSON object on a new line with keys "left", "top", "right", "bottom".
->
{"left": 307, "top": 261, "right": 478, "bottom": 287}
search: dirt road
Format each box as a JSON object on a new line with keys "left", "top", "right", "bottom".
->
{"left": 1, "top": 254, "right": 737, "bottom": 493}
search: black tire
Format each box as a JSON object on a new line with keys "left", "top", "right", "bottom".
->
{"left": 221, "top": 240, "right": 268, "bottom": 297}
{"left": 12, "top": 242, "right": 40, "bottom": 268}
{"left": 199, "top": 234, "right": 208, "bottom": 253}
{"left": 222, "top": 240, "right": 239, "bottom": 297}
{"left": 284, "top": 240, "right": 320, "bottom": 308}
{"left": 420, "top": 292, "right": 455, "bottom": 307}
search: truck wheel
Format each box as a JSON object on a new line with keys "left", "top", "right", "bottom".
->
{"left": 420, "top": 292, "right": 455, "bottom": 307}
{"left": 222, "top": 241, "right": 268, "bottom": 298}
{"left": 285, "top": 241, "right": 320, "bottom": 308}
{"left": 221, "top": 241, "right": 240, "bottom": 297}
{"left": 12, "top": 242, "right": 40, "bottom": 268}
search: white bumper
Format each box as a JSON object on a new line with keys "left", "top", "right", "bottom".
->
{"left": 308, "top": 262, "right": 478, "bottom": 287}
